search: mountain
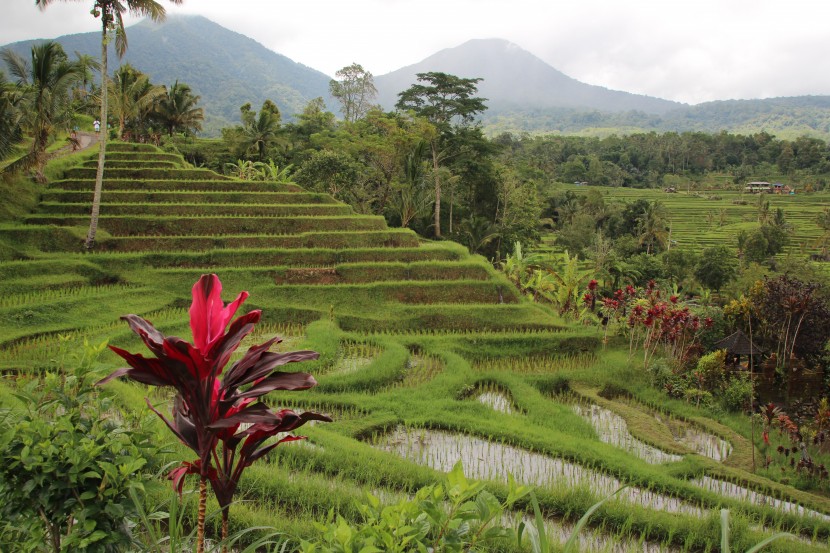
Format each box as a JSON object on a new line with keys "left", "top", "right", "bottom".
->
{"left": 374, "top": 38, "right": 684, "bottom": 115}
{"left": 4, "top": 19, "right": 830, "bottom": 139}
{"left": 0, "top": 15, "right": 334, "bottom": 134}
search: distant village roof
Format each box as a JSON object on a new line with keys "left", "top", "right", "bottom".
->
{"left": 714, "top": 330, "right": 765, "bottom": 356}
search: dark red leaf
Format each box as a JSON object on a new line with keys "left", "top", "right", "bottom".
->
{"left": 208, "top": 311, "right": 261, "bottom": 371}
{"left": 224, "top": 350, "right": 320, "bottom": 390}
{"left": 245, "top": 435, "right": 306, "bottom": 466}
{"left": 163, "top": 337, "right": 211, "bottom": 380}
{"left": 105, "top": 346, "right": 176, "bottom": 387}
{"left": 145, "top": 398, "right": 198, "bottom": 452}
{"left": 206, "top": 402, "right": 280, "bottom": 429}
{"left": 220, "top": 337, "right": 281, "bottom": 388}
{"left": 233, "top": 372, "right": 318, "bottom": 400}
{"left": 121, "top": 314, "right": 176, "bottom": 360}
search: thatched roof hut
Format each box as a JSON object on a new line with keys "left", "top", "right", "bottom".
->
{"left": 714, "top": 330, "right": 764, "bottom": 356}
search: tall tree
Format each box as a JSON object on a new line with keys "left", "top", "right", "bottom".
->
{"left": 155, "top": 80, "right": 203, "bottom": 136}
{"left": 36, "top": 0, "right": 182, "bottom": 250}
{"left": 0, "top": 72, "right": 23, "bottom": 163}
{"left": 107, "top": 63, "right": 164, "bottom": 138}
{"left": 329, "top": 63, "right": 377, "bottom": 123}
{"left": 396, "top": 72, "right": 486, "bottom": 238}
{"left": 238, "top": 100, "right": 283, "bottom": 161}
{"left": 635, "top": 200, "right": 670, "bottom": 254}
{"left": 1, "top": 42, "right": 82, "bottom": 182}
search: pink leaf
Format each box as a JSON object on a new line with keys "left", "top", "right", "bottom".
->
{"left": 189, "top": 274, "right": 249, "bottom": 355}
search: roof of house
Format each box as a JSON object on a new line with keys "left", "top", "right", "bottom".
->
{"left": 714, "top": 330, "right": 765, "bottom": 356}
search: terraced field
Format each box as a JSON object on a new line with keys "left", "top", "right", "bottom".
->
{"left": 546, "top": 183, "right": 830, "bottom": 258}
{"left": 2, "top": 145, "right": 829, "bottom": 551}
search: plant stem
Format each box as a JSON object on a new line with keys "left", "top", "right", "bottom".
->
{"left": 197, "top": 476, "right": 207, "bottom": 553}
{"left": 222, "top": 508, "right": 229, "bottom": 553}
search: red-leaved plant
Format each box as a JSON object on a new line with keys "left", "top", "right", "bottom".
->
{"left": 98, "top": 274, "right": 331, "bottom": 552}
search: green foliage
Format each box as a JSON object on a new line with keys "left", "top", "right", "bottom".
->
{"left": 720, "top": 374, "right": 753, "bottom": 413}
{"left": 695, "top": 245, "right": 738, "bottom": 291}
{"left": 0, "top": 341, "right": 154, "bottom": 552}
{"left": 300, "top": 461, "right": 528, "bottom": 553}
{"left": 719, "top": 508, "right": 795, "bottom": 553}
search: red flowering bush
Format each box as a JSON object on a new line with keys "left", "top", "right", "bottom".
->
{"left": 99, "top": 274, "right": 331, "bottom": 551}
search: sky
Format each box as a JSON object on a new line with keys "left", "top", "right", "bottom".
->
{"left": 3, "top": 0, "right": 830, "bottom": 105}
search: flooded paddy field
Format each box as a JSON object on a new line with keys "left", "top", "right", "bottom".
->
{"left": 371, "top": 425, "right": 702, "bottom": 516}
{"left": 571, "top": 402, "right": 683, "bottom": 464}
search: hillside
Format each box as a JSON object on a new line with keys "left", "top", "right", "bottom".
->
{"left": 484, "top": 96, "right": 830, "bottom": 139}
{"left": 0, "top": 143, "right": 562, "bottom": 353}
{"left": 374, "top": 38, "right": 683, "bottom": 115}
{"left": 0, "top": 15, "right": 334, "bottom": 134}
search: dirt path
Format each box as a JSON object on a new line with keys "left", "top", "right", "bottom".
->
{"left": 50, "top": 131, "right": 100, "bottom": 159}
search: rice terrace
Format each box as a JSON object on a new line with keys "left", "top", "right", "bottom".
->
{"left": 2, "top": 2, "right": 830, "bottom": 553}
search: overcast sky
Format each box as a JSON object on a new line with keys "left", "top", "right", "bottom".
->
{"left": 3, "top": 0, "right": 830, "bottom": 105}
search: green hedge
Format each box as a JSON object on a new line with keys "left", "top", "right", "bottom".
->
{"left": 337, "top": 304, "right": 565, "bottom": 332}
{"left": 63, "top": 167, "right": 230, "bottom": 181}
{"left": 40, "top": 190, "right": 337, "bottom": 205}
{"left": 50, "top": 179, "right": 304, "bottom": 192}
{"left": 105, "top": 142, "right": 159, "bottom": 153}
{"left": 0, "top": 225, "right": 86, "bottom": 255}
{"left": 94, "top": 229, "right": 420, "bottom": 252}
{"left": 38, "top": 202, "right": 354, "bottom": 217}
{"left": 323, "top": 261, "right": 492, "bottom": 283}
{"left": 22, "top": 215, "right": 388, "bottom": 236}
{"left": 90, "top": 244, "right": 468, "bottom": 270}
{"left": 100, "top": 152, "right": 184, "bottom": 163}
{"left": 80, "top": 159, "right": 178, "bottom": 169}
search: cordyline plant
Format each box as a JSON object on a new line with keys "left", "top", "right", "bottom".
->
{"left": 98, "top": 274, "right": 331, "bottom": 552}
{"left": 585, "top": 281, "right": 712, "bottom": 369}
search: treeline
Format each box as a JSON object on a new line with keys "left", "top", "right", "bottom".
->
{"left": 483, "top": 96, "right": 830, "bottom": 139}
{"left": 496, "top": 131, "right": 830, "bottom": 189}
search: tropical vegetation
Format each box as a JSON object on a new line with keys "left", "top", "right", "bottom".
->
{"left": 1, "top": 24, "right": 830, "bottom": 553}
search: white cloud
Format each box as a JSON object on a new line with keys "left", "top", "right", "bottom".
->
{"left": 3, "top": 0, "right": 830, "bottom": 104}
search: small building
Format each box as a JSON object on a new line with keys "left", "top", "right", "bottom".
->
{"left": 772, "top": 183, "right": 795, "bottom": 195}
{"left": 745, "top": 181, "right": 771, "bottom": 194}
{"left": 713, "top": 330, "right": 765, "bottom": 370}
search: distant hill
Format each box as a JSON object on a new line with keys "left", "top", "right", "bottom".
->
{"left": 482, "top": 96, "right": 830, "bottom": 140}
{"left": 0, "top": 15, "right": 334, "bottom": 135}
{"left": 374, "top": 38, "right": 683, "bottom": 116}
{"left": 4, "top": 19, "right": 830, "bottom": 139}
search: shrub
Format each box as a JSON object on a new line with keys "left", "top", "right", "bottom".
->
{"left": 721, "top": 374, "right": 753, "bottom": 413}
{"left": 0, "top": 342, "right": 155, "bottom": 552}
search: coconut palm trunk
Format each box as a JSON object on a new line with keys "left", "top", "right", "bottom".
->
{"left": 431, "top": 141, "right": 441, "bottom": 238}
{"left": 85, "top": 21, "right": 108, "bottom": 250}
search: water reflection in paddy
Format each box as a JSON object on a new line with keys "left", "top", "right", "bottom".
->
{"left": 373, "top": 426, "right": 701, "bottom": 516}
{"left": 572, "top": 403, "right": 682, "bottom": 464}
{"left": 655, "top": 414, "right": 732, "bottom": 461}
{"left": 692, "top": 476, "right": 830, "bottom": 522}
{"left": 477, "top": 391, "right": 514, "bottom": 414}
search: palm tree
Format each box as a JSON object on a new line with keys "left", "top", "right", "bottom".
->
{"left": 636, "top": 200, "right": 670, "bottom": 254}
{"left": 71, "top": 51, "right": 100, "bottom": 113}
{"left": 1, "top": 42, "right": 83, "bottom": 182}
{"left": 239, "top": 100, "right": 283, "bottom": 161}
{"left": 155, "top": 80, "right": 203, "bottom": 136}
{"left": 36, "top": 0, "right": 182, "bottom": 250}
{"left": 108, "top": 64, "right": 164, "bottom": 138}
{"left": 0, "top": 73, "right": 24, "bottom": 164}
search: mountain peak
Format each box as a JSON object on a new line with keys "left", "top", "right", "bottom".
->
{"left": 374, "top": 38, "right": 681, "bottom": 114}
